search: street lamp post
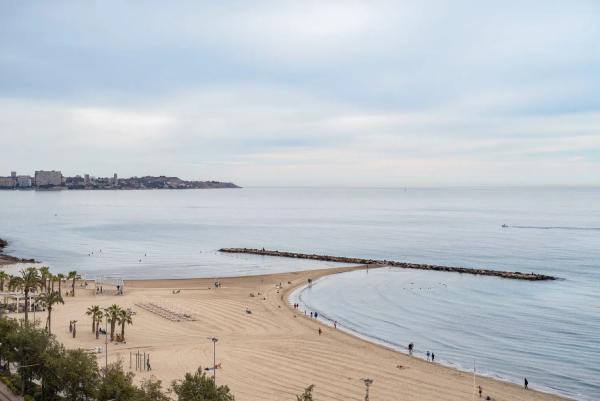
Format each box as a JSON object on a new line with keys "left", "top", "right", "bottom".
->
{"left": 207, "top": 337, "right": 218, "bottom": 385}
{"left": 361, "top": 378, "right": 373, "bottom": 401}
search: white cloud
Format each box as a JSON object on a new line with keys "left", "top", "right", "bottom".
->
{"left": 0, "top": 1, "right": 599, "bottom": 185}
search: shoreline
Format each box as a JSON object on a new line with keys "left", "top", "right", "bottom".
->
{"left": 88, "top": 265, "right": 570, "bottom": 401}
{"left": 287, "top": 273, "right": 577, "bottom": 401}
{"left": 0, "top": 238, "right": 37, "bottom": 266}
{"left": 0, "top": 244, "right": 574, "bottom": 400}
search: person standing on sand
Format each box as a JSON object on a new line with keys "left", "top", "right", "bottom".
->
{"left": 431, "top": 352, "right": 435, "bottom": 362}
{"left": 426, "top": 351, "right": 430, "bottom": 361}
{"left": 334, "top": 321, "right": 337, "bottom": 329}
{"left": 318, "top": 327, "right": 322, "bottom": 336}
{"left": 478, "top": 385, "right": 482, "bottom": 398}
{"left": 310, "top": 312, "right": 313, "bottom": 318}
{"left": 524, "top": 378, "right": 528, "bottom": 389}
{"left": 408, "top": 343, "right": 414, "bottom": 355}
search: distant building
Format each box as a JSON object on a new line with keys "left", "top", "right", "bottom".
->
{"left": 35, "top": 170, "right": 63, "bottom": 187}
{"left": 0, "top": 177, "right": 16, "bottom": 188}
{"left": 11, "top": 171, "right": 16, "bottom": 178}
{"left": 84, "top": 174, "right": 90, "bottom": 185}
{"left": 17, "top": 175, "right": 32, "bottom": 188}
{"left": 65, "top": 175, "right": 85, "bottom": 189}
{"left": 113, "top": 173, "right": 118, "bottom": 185}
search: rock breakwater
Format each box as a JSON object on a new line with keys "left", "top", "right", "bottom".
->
{"left": 219, "top": 248, "right": 557, "bottom": 281}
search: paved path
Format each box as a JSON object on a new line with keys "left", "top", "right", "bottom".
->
{"left": 0, "top": 382, "right": 22, "bottom": 401}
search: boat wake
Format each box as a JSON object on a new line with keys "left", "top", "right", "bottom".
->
{"left": 506, "top": 225, "right": 600, "bottom": 231}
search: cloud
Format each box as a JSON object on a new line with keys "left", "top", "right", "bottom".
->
{"left": 0, "top": 1, "right": 599, "bottom": 185}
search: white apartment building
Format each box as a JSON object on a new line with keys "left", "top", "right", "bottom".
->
{"left": 17, "top": 175, "right": 33, "bottom": 187}
{"left": 35, "top": 170, "right": 63, "bottom": 187}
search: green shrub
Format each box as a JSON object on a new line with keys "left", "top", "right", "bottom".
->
{"left": 0, "top": 373, "right": 20, "bottom": 395}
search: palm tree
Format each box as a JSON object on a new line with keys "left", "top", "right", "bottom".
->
{"left": 39, "top": 266, "right": 51, "bottom": 292}
{"left": 56, "top": 273, "right": 65, "bottom": 295}
{"left": 104, "top": 304, "right": 121, "bottom": 341}
{"left": 49, "top": 273, "right": 56, "bottom": 293}
{"left": 117, "top": 308, "right": 133, "bottom": 342}
{"left": 38, "top": 291, "right": 64, "bottom": 334}
{"left": 67, "top": 271, "right": 80, "bottom": 296}
{"left": 8, "top": 274, "right": 22, "bottom": 291}
{"left": 0, "top": 271, "right": 8, "bottom": 291}
{"left": 7, "top": 275, "right": 22, "bottom": 313}
{"left": 86, "top": 305, "right": 101, "bottom": 334}
{"left": 10, "top": 267, "right": 41, "bottom": 322}
{"left": 94, "top": 309, "right": 104, "bottom": 339}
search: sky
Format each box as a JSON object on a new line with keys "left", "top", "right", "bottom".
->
{"left": 0, "top": 1, "right": 599, "bottom": 186}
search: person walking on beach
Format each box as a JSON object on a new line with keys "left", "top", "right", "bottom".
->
{"left": 408, "top": 342, "right": 414, "bottom": 355}
{"left": 318, "top": 327, "right": 322, "bottom": 336}
{"left": 431, "top": 352, "right": 435, "bottom": 362}
{"left": 310, "top": 312, "right": 313, "bottom": 318}
{"left": 314, "top": 312, "right": 318, "bottom": 319}
{"left": 334, "top": 321, "right": 337, "bottom": 329}
{"left": 426, "top": 351, "right": 430, "bottom": 361}
{"left": 478, "top": 385, "right": 482, "bottom": 398}
{"left": 524, "top": 378, "right": 528, "bottom": 389}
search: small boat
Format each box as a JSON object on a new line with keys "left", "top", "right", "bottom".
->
{"left": 501, "top": 224, "right": 508, "bottom": 228}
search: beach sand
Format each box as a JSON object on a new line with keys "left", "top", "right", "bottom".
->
{"left": 25, "top": 265, "right": 567, "bottom": 401}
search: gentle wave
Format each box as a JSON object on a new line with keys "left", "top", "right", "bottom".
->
{"left": 291, "top": 268, "right": 600, "bottom": 401}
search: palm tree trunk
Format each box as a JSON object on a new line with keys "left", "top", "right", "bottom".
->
{"left": 47, "top": 308, "right": 52, "bottom": 335}
{"left": 24, "top": 289, "right": 29, "bottom": 322}
{"left": 121, "top": 322, "right": 125, "bottom": 341}
{"left": 58, "top": 280, "right": 61, "bottom": 295}
{"left": 72, "top": 279, "right": 75, "bottom": 296}
{"left": 110, "top": 321, "right": 115, "bottom": 341}
{"left": 92, "top": 318, "right": 96, "bottom": 333}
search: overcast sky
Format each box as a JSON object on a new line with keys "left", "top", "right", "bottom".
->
{"left": 1, "top": 1, "right": 599, "bottom": 186}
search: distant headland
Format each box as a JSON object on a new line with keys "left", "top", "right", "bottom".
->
{"left": 0, "top": 170, "right": 240, "bottom": 190}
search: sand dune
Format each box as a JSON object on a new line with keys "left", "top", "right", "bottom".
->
{"left": 37, "top": 265, "right": 569, "bottom": 401}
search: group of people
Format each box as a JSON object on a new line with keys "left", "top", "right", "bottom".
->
{"left": 407, "top": 343, "right": 436, "bottom": 363}
{"left": 95, "top": 285, "right": 123, "bottom": 295}
{"left": 476, "top": 377, "right": 528, "bottom": 401}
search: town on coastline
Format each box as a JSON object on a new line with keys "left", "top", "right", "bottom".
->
{"left": 0, "top": 170, "right": 240, "bottom": 190}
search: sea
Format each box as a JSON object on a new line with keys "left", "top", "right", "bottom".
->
{"left": 0, "top": 187, "right": 598, "bottom": 400}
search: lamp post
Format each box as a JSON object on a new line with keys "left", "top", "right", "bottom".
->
{"left": 361, "top": 378, "right": 373, "bottom": 401}
{"left": 207, "top": 337, "right": 218, "bottom": 385}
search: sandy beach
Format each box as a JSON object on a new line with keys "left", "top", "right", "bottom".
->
{"left": 5, "top": 264, "right": 562, "bottom": 401}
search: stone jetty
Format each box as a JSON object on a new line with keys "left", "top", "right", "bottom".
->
{"left": 219, "top": 248, "right": 557, "bottom": 281}
{"left": 0, "top": 237, "right": 37, "bottom": 265}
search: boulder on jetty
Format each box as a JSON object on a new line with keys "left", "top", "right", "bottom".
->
{"left": 218, "top": 248, "right": 557, "bottom": 281}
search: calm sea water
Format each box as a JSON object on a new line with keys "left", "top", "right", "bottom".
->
{"left": 1, "top": 187, "right": 599, "bottom": 399}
